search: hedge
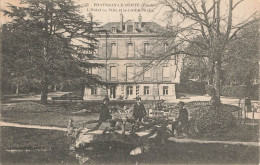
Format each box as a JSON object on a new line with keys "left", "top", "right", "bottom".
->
{"left": 2, "top": 102, "right": 49, "bottom": 113}
{"left": 205, "top": 85, "right": 258, "bottom": 99}
{"left": 176, "top": 81, "right": 206, "bottom": 95}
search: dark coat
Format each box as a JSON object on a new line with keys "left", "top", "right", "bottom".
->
{"left": 177, "top": 108, "right": 188, "bottom": 124}
{"left": 133, "top": 103, "right": 146, "bottom": 119}
{"left": 99, "top": 103, "right": 111, "bottom": 121}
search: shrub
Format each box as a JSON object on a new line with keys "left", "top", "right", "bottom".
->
{"left": 2, "top": 102, "right": 49, "bottom": 113}
{"left": 189, "top": 105, "right": 236, "bottom": 137}
{"left": 176, "top": 81, "right": 206, "bottom": 95}
{"left": 205, "top": 85, "right": 214, "bottom": 96}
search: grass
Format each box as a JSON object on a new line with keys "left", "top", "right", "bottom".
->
{"left": 1, "top": 127, "right": 258, "bottom": 165}
{"left": 1, "top": 101, "right": 259, "bottom": 142}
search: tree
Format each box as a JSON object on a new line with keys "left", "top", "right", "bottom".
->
{"left": 2, "top": 0, "right": 102, "bottom": 103}
{"left": 158, "top": 0, "right": 259, "bottom": 106}
{"left": 180, "top": 21, "right": 259, "bottom": 87}
{"left": 222, "top": 22, "right": 259, "bottom": 86}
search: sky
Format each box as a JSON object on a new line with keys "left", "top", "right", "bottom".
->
{"left": 1, "top": 0, "right": 260, "bottom": 26}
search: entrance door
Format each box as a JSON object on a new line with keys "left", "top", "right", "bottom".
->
{"left": 126, "top": 86, "right": 134, "bottom": 99}
{"left": 110, "top": 86, "right": 116, "bottom": 99}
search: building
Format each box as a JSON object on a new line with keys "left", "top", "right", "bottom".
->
{"left": 84, "top": 14, "right": 182, "bottom": 102}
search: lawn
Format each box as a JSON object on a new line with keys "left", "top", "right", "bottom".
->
{"left": 1, "top": 101, "right": 259, "bottom": 142}
{"left": 1, "top": 127, "right": 259, "bottom": 165}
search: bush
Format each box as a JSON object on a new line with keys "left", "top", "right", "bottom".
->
{"left": 189, "top": 105, "right": 236, "bottom": 137}
{"left": 205, "top": 85, "right": 214, "bottom": 96}
{"left": 176, "top": 81, "right": 206, "bottom": 95}
{"left": 2, "top": 102, "right": 49, "bottom": 113}
{"left": 221, "top": 85, "right": 247, "bottom": 98}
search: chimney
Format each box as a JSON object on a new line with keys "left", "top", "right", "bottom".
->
{"left": 138, "top": 14, "right": 142, "bottom": 29}
{"left": 120, "top": 13, "right": 124, "bottom": 31}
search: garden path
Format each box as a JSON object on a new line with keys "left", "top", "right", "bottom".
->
{"left": 1, "top": 121, "right": 259, "bottom": 147}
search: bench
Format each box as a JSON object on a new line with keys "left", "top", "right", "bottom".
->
{"left": 51, "top": 96, "right": 83, "bottom": 103}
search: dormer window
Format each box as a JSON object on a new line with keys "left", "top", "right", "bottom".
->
{"left": 127, "top": 25, "right": 133, "bottom": 33}
{"left": 112, "top": 26, "right": 117, "bottom": 33}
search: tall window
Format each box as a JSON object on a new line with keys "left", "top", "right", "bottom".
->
{"left": 144, "top": 86, "right": 150, "bottom": 95}
{"left": 127, "top": 86, "right": 133, "bottom": 95}
{"left": 143, "top": 68, "right": 150, "bottom": 81}
{"left": 164, "top": 43, "right": 168, "bottom": 52}
{"left": 163, "top": 86, "right": 168, "bottom": 95}
{"left": 111, "top": 43, "right": 117, "bottom": 57}
{"left": 91, "top": 87, "right": 97, "bottom": 95}
{"left": 126, "top": 66, "right": 134, "bottom": 82}
{"left": 110, "top": 66, "right": 117, "bottom": 81}
{"left": 127, "top": 25, "right": 133, "bottom": 33}
{"left": 144, "top": 43, "right": 149, "bottom": 55}
{"left": 162, "top": 66, "right": 170, "bottom": 81}
{"left": 127, "top": 43, "right": 134, "bottom": 57}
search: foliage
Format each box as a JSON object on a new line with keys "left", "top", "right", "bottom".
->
{"left": 206, "top": 85, "right": 258, "bottom": 99}
{"left": 159, "top": 0, "right": 259, "bottom": 105}
{"left": 1, "top": 0, "right": 103, "bottom": 103}
{"left": 222, "top": 22, "right": 259, "bottom": 86}
{"left": 182, "top": 22, "right": 259, "bottom": 86}
{"left": 189, "top": 105, "right": 236, "bottom": 137}
{"left": 176, "top": 81, "right": 206, "bottom": 95}
{"left": 2, "top": 102, "right": 49, "bottom": 113}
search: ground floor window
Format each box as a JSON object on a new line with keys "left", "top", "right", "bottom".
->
{"left": 163, "top": 86, "right": 168, "bottom": 95}
{"left": 110, "top": 86, "right": 116, "bottom": 98}
{"left": 127, "top": 86, "right": 133, "bottom": 95}
{"left": 91, "top": 87, "right": 97, "bottom": 95}
{"left": 144, "top": 86, "right": 150, "bottom": 95}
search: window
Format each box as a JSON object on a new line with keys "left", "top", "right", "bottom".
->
{"left": 112, "top": 27, "right": 117, "bottom": 33}
{"left": 163, "top": 86, "right": 168, "bottom": 95}
{"left": 162, "top": 66, "right": 170, "bottom": 81}
{"left": 144, "top": 86, "right": 150, "bottom": 95}
{"left": 164, "top": 43, "right": 168, "bottom": 52}
{"left": 111, "top": 43, "right": 117, "bottom": 57}
{"left": 110, "top": 66, "right": 117, "bottom": 81}
{"left": 126, "top": 66, "right": 134, "bottom": 82}
{"left": 127, "top": 25, "right": 133, "bottom": 33}
{"left": 127, "top": 43, "right": 134, "bottom": 57}
{"left": 91, "top": 87, "right": 97, "bottom": 95}
{"left": 144, "top": 43, "right": 149, "bottom": 55}
{"left": 143, "top": 68, "right": 150, "bottom": 81}
{"left": 127, "top": 86, "right": 133, "bottom": 95}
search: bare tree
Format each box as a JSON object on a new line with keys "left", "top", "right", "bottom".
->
{"left": 157, "top": 0, "right": 259, "bottom": 106}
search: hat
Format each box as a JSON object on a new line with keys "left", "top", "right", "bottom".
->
{"left": 177, "top": 101, "right": 184, "bottom": 106}
{"left": 135, "top": 97, "right": 141, "bottom": 101}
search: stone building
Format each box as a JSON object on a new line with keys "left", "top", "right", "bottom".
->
{"left": 84, "top": 14, "right": 182, "bottom": 102}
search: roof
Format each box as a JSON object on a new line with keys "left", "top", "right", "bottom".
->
{"left": 100, "top": 21, "right": 163, "bottom": 33}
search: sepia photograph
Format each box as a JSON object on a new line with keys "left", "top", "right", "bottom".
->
{"left": 0, "top": 0, "right": 259, "bottom": 164}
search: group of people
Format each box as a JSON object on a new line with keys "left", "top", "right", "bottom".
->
{"left": 85, "top": 96, "right": 189, "bottom": 137}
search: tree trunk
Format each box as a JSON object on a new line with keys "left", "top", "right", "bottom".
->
{"left": 41, "top": 78, "right": 48, "bottom": 104}
{"left": 211, "top": 60, "right": 221, "bottom": 107}
{"left": 15, "top": 83, "right": 19, "bottom": 95}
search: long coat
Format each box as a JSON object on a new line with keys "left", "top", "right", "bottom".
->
{"left": 133, "top": 103, "right": 146, "bottom": 119}
{"left": 177, "top": 108, "right": 188, "bottom": 124}
{"left": 99, "top": 103, "right": 111, "bottom": 121}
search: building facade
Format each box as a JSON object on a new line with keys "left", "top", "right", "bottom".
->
{"left": 84, "top": 14, "right": 182, "bottom": 102}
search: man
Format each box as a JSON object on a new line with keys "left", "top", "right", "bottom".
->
{"left": 86, "top": 97, "right": 112, "bottom": 132}
{"left": 131, "top": 97, "right": 147, "bottom": 133}
{"left": 133, "top": 97, "right": 147, "bottom": 122}
{"left": 172, "top": 101, "right": 188, "bottom": 137}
